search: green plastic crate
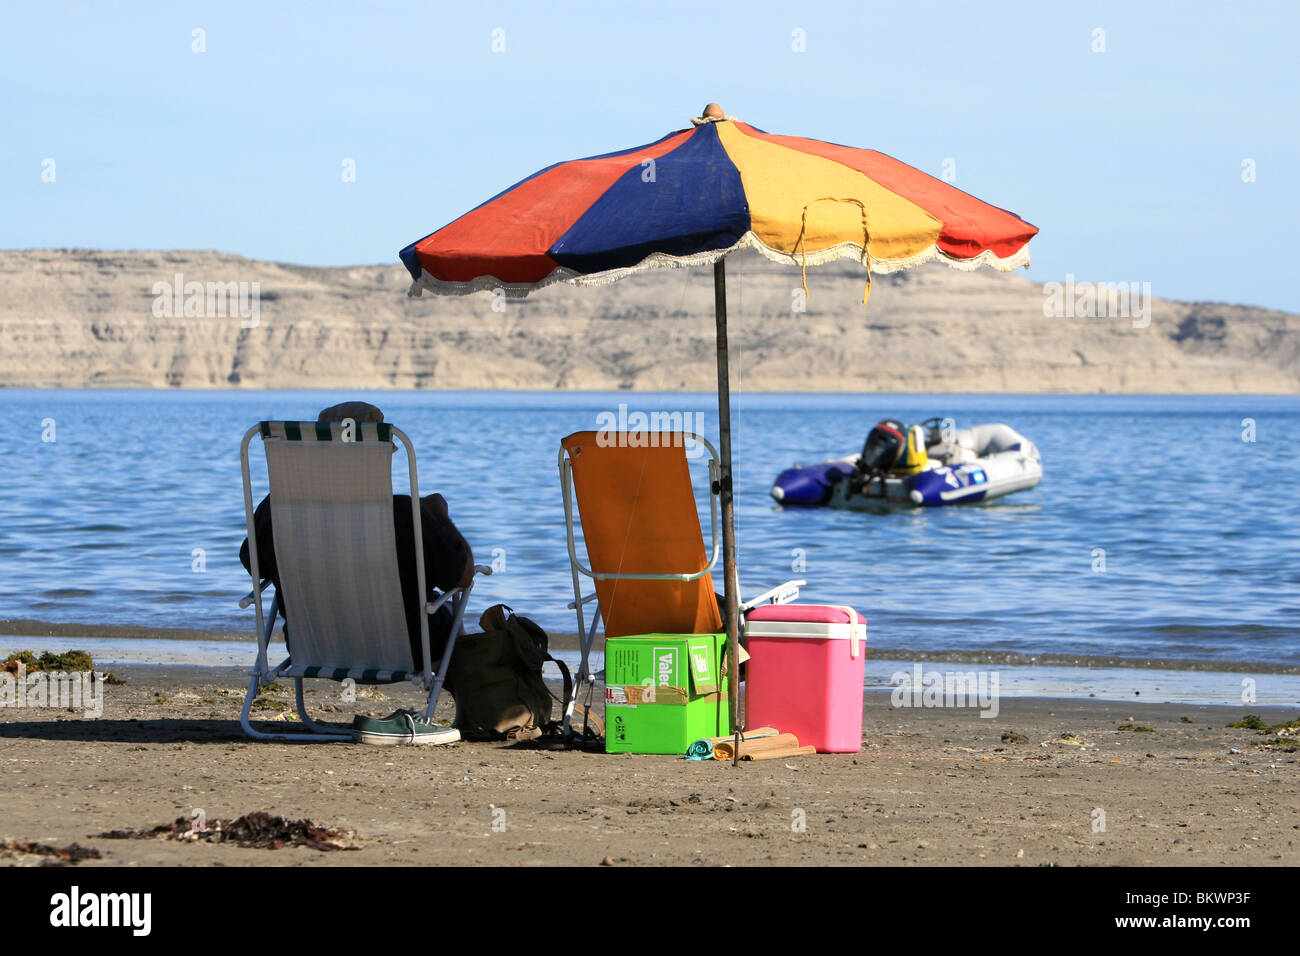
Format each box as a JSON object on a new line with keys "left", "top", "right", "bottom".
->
{"left": 604, "top": 633, "right": 731, "bottom": 754}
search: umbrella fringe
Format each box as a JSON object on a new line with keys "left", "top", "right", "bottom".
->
{"left": 407, "top": 233, "right": 1031, "bottom": 300}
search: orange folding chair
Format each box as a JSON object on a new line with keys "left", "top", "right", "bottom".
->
{"left": 558, "top": 429, "right": 804, "bottom": 733}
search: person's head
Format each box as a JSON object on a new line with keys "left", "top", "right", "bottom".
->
{"left": 317, "top": 401, "right": 384, "bottom": 424}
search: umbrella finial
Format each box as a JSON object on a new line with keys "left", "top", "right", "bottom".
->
{"left": 692, "top": 103, "right": 732, "bottom": 126}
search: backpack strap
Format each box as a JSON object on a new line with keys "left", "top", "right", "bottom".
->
{"left": 546, "top": 653, "right": 573, "bottom": 727}
{"left": 501, "top": 610, "right": 577, "bottom": 731}
{"left": 496, "top": 608, "right": 603, "bottom": 742}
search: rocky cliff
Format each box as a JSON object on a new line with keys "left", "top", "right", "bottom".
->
{"left": 1, "top": 249, "right": 1295, "bottom": 392}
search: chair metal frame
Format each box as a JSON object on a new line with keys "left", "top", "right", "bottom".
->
{"left": 557, "top": 431, "right": 804, "bottom": 734}
{"left": 238, "top": 421, "right": 490, "bottom": 742}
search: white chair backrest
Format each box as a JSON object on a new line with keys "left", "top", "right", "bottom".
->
{"left": 261, "top": 426, "right": 413, "bottom": 673}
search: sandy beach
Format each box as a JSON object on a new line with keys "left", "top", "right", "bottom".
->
{"left": 2, "top": 662, "right": 1296, "bottom": 867}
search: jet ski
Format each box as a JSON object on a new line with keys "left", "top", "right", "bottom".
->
{"left": 771, "top": 418, "right": 1042, "bottom": 509}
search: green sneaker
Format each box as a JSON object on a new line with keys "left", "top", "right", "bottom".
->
{"left": 352, "top": 709, "right": 460, "bottom": 746}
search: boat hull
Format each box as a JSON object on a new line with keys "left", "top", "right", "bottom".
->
{"left": 771, "top": 424, "right": 1043, "bottom": 509}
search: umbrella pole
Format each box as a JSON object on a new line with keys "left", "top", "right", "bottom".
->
{"left": 712, "top": 259, "right": 742, "bottom": 766}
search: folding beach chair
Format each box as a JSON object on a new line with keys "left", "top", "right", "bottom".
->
{"left": 558, "top": 430, "right": 804, "bottom": 733}
{"left": 237, "top": 419, "right": 490, "bottom": 742}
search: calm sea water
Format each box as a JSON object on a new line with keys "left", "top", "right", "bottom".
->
{"left": 2, "top": 390, "right": 1298, "bottom": 667}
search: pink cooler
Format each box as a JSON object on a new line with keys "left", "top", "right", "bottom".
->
{"left": 744, "top": 604, "right": 867, "bottom": 753}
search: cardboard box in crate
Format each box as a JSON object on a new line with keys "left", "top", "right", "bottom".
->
{"left": 604, "top": 633, "right": 730, "bottom": 754}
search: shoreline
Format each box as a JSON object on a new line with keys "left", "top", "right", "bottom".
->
{"left": 4, "top": 618, "right": 1298, "bottom": 676}
{"left": 5, "top": 636, "right": 1300, "bottom": 709}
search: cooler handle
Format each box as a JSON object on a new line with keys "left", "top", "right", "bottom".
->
{"left": 836, "top": 607, "right": 864, "bottom": 659}
{"left": 850, "top": 621, "right": 865, "bottom": 659}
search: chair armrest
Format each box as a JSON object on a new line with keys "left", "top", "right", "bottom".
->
{"left": 238, "top": 580, "right": 272, "bottom": 609}
{"left": 740, "top": 579, "right": 805, "bottom": 612}
{"left": 567, "top": 592, "right": 598, "bottom": 611}
{"left": 425, "top": 565, "right": 494, "bottom": 615}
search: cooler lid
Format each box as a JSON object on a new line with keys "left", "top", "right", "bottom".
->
{"left": 746, "top": 603, "right": 861, "bottom": 625}
{"left": 743, "top": 605, "right": 866, "bottom": 657}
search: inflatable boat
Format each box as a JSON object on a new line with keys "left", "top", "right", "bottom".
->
{"left": 771, "top": 420, "right": 1042, "bottom": 509}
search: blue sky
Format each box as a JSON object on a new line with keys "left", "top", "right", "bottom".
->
{"left": 3, "top": 1, "right": 1297, "bottom": 311}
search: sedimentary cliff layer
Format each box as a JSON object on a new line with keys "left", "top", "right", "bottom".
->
{"left": 1, "top": 249, "right": 1295, "bottom": 392}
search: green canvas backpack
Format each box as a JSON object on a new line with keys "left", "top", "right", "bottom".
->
{"left": 447, "top": 604, "right": 569, "bottom": 741}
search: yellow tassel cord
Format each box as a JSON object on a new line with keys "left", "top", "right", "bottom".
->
{"left": 793, "top": 197, "right": 873, "bottom": 307}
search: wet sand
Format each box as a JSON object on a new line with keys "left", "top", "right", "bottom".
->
{"left": 2, "top": 664, "right": 1297, "bottom": 866}
{"left": 7, "top": 618, "right": 1300, "bottom": 676}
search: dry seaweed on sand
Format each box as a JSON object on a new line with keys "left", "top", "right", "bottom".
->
{"left": 96, "top": 811, "right": 360, "bottom": 851}
{"left": 1225, "top": 714, "right": 1300, "bottom": 752}
{"left": 1227, "top": 713, "right": 1300, "bottom": 733}
{"left": 4, "top": 649, "right": 94, "bottom": 671}
{"left": 1227, "top": 714, "right": 1272, "bottom": 730}
{"left": 2, "top": 649, "right": 122, "bottom": 682}
{"left": 0, "top": 839, "right": 102, "bottom": 865}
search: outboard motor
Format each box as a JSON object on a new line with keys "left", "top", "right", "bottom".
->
{"left": 859, "top": 419, "right": 906, "bottom": 474}
{"left": 849, "top": 419, "right": 906, "bottom": 496}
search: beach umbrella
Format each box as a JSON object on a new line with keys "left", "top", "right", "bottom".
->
{"left": 399, "top": 103, "right": 1037, "bottom": 740}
